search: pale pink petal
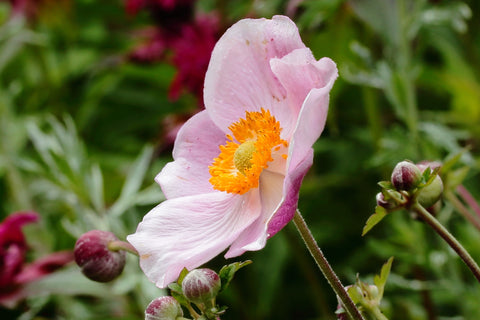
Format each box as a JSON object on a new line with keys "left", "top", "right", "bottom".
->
{"left": 270, "top": 50, "right": 337, "bottom": 120}
{"left": 265, "top": 56, "right": 337, "bottom": 236}
{"left": 204, "top": 15, "right": 306, "bottom": 137}
{"left": 156, "top": 110, "right": 227, "bottom": 199}
{"left": 267, "top": 149, "right": 314, "bottom": 236}
{"left": 225, "top": 170, "right": 284, "bottom": 257}
{"left": 286, "top": 57, "right": 337, "bottom": 171}
{"left": 264, "top": 144, "right": 288, "bottom": 175}
{"left": 127, "top": 191, "right": 261, "bottom": 288}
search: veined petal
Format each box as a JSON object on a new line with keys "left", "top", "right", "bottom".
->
{"left": 267, "top": 149, "right": 314, "bottom": 236}
{"left": 264, "top": 55, "right": 337, "bottom": 236}
{"left": 127, "top": 191, "right": 261, "bottom": 288}
{"left": 225, "top": 170, "right": 284, "bottom": 257}
{"left": 287, "top": 62, "right": 337, "bottom": 171}
{"left": 204, "top": 15, "right": 306, "bottom": 139}
{"left": 156, "top": 110, "right": 227, "bottom": 199}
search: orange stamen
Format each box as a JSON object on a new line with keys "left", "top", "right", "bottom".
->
{"left": 209, "top": 109, "right": 288, "bottom": 195}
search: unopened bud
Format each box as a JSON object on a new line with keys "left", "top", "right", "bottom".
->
{"left": 74, "top": 230, "right": 126, "bottom": 282}
{"left": 145, "top": 296, "right": 183, "bottom": 320}
{"left": 182, "top": 268, "right": 221, "bottom": 305}
{"left": 391, "top": 161, "right": 422, "bottom": 191}
{"left": 376, "top": 192, "right": 395, "bottom": 209}
{"left": 416, "top": 164, "right": 443, "bottom": 208}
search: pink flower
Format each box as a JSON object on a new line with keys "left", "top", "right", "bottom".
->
{"left": 127, "top": 15, "right": 338, "bottom": 288}
{"left": 0, "top": 212, "right": 73, "bottom": 307}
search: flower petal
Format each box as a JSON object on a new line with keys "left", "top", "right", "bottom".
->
{"left": 265, "top": 55, "right": 337, "bottom": 236}
{"left": 127, "top": 191, "right": 261, "bottom": 288}
{"left": 267, "top": 149, "right": 314, "bottom": 236}
{"left": 225, "top": 170, "right": 284, "bottom": 257}
{"left": 270, "top": 49, "right": 337, "bottom": 120}
{"left": 288, "top": 64, "right": 336, "bottom": 171}
{"left": 156, "top": 110, "right": 227, "bottom": 199}
{"left": 203, "top": 15, "right": 305, "bottom": 137}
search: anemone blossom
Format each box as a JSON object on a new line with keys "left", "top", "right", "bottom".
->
{"left": 128, "top": 15, "right": 338, "bottom": 288}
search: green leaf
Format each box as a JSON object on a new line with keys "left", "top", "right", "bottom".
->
{"left": 177, "top": 267, "right": 189, "bottom": 286}
{"left": 168, "top": 285, "right": 190, "bottom": 309}
{"left": 446, "top": 166, "right": 470, "bottom": 190}
{"left": 346, "top": 285, "right": 363, "bottom": 304}
{"left": 373, "top": 257, "right": 394, "bottom": 300}
{"left": 218, "top": 261, "right": 252, "bottom": 292}
{"left": 108, "top": 145, "right": 154, "bottom": 217}
{"left": 362, "top": 206, "right": 388, "bottom": 236}
{"left": 440, "top": 148, "right": 469, "bottom": 176}
{"left": 168, "top": 281, "right": 191, "bottom": 308}
{"left": 378, "top": 180, "right": 394, "bottom": 190}
{"left": 168, "top": 283, "right": 183, "bottom": 295}
{"left": 418, "top": 167, "right": 440, "bottom": 189}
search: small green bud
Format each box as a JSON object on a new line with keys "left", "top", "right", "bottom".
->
{"left": 145, "top": 296, "right": 183, "bottom": 320}
{"left": 391, "top": 161, "right": 422, "bottom": 191}
{"left": 416, "top": 164, "right": 443, "bottom": 208}
{"left": 182, "top": 268, "right": 221, "bottom": 305}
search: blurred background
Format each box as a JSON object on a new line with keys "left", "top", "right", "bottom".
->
{"left": 0, "top": 0, "right": 479, "bottom": 319}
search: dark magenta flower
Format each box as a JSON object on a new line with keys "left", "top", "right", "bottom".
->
{"left": 128, "top": 14, "right": 219, "bottom": 104}
{"left": 167, "top": 14, "right": 219, "bottom": 102}
{"left": 0, "top": 212, "right": 73, "bottom": 307}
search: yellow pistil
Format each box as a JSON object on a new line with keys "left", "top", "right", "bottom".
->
{"left": 209, "top": 108, "right": 288, "bottom": 195}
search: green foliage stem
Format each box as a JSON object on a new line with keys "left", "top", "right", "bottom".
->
{"left": 293, "top": 210, "right": 365, "bottom": 320}
{"left": 412, "top": 202, "right": 480, "bottom": 283}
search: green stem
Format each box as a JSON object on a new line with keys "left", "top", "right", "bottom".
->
{"left": 185, "top": 303, "right": 201, "bottom": 320}
{"left": 369, "top": 307, "right": 389, "bottom": 320}
{"left": 411, "top": 203, "right": 480, "bottom": 283}
{"left": 362, "top": 87, "right": 382, "bottom": 149}
{"left": 108, "top": 240, "right": 139, "bottom": 256}
{"left": 396, "top": 0, "right": 419, "bottom": 150}
{"left": 293, "top": 210, "right": 365, "bottom": 320}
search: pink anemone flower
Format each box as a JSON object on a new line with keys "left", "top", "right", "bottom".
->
{"left": 127, "top": 15, "right": 338, "bottom": 288}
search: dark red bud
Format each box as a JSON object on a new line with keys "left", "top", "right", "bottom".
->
{"left": 391, "top": 161, "right": 422, "bottom": 191}
{"left": 74, "top": 230, "right": 126, "bottom": 282}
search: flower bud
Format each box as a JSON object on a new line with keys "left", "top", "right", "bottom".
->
{"left": 182, "top": 268, "right": 221, "bottom": 305}
{"left": 391, "top": 161, "right": 422, "bottom": 191}
{"left": 74, "top": 230, "right": 126, "bottom": 282}
{"left": 416, "top": 165, "right": 443, "bottom": 208}
{"left": 145, "top": 296, "right": 183, "bottom": 320}
{"left": 376, "top": 192, "right": 395, "bottom": 209}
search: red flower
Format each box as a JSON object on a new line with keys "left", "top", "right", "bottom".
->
{"left": 168, "top": 14, "right": 219, "bottom": 102}
{"left": 0, "top": 212, "right": 73, "bottom": 308}
{"left": 128, "top": 14, "right": 219, "bottom": 104}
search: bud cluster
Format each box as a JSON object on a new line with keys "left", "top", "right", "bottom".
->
{"left": 386, "top": 160, "right": 444, "bottom": 209}
{"left": 146, "top": 268, "right": 223, "bottom": 320}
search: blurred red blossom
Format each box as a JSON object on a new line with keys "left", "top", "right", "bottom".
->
{"left": 126, "top": 0, "right": 220, "bottom": 104}
{"left": 0, "top": 211, "right": 73, "bottom": 308}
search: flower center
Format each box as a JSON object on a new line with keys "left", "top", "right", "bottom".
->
{"left": 233, "top": 140, "right": 256, "bottom": 175}
{"left": 209, "top": 108, "right": 288, "bottom": 195}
